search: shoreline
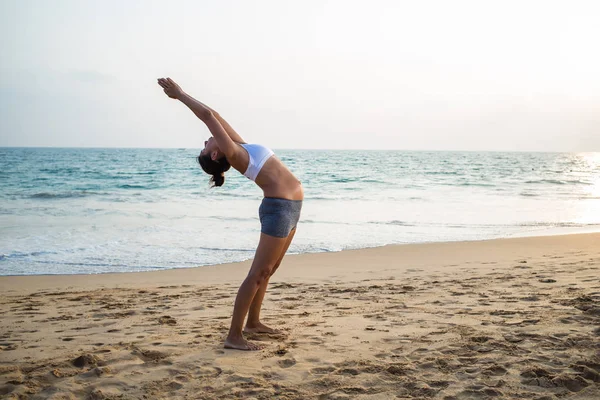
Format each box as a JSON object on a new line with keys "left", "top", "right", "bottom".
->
{"left": 1, "top": 231, "right": 598, "bottom": 288}
{"left": 1, "top": 227, "right": 599, "bottom": 280}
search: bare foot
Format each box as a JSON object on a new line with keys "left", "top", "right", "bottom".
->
{"left": 244, "top": 322, "right": 283, "bottom": 335}
{"left": 223, "top": 336, "right": 263, "bottom": 351}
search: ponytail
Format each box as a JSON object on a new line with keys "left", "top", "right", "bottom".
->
{"left": 211, "top": 173, "right": 225, "bottom": 187}
{"left": 197, "top": 154, "right": 231, "bottom": 188}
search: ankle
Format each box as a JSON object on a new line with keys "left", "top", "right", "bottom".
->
{"left": 227, "top": 330, "right": 244, "bottom": 341}
{"left": 245, "top": 320, "right": 261, "bottom": 328}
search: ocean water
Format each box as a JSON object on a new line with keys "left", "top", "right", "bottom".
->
{"left": 1, "top": 148, "right": 599, "bottom": 276}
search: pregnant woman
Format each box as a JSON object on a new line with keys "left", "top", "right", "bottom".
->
{"left": 158, "top": 78, "right": 303, "bottom": 350}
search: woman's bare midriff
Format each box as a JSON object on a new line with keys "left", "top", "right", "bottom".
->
{"left": 254, "top": 157, "right": 303, "bottom": 200}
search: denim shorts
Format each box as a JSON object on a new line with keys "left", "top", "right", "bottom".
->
{"left": 259, "top": 197, "right": 302, "bottom": 238}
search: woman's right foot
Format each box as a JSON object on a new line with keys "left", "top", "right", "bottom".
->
{"left": 224, "top": 336, "right": 263, "bottom": 351}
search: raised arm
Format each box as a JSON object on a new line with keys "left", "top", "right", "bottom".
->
{"left": 211, "top": 111, "right": 246, "bottom": 144}
{"left": 158, "top": 78, "right": 245, "bottom": 143}
{"left": 193, "top": 101, "right": 246, "bottom": 144}
{"left": 157, "top": 78, "right": 243, "bottom": 161}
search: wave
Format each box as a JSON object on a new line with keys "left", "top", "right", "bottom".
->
{"left": 303, "top": 196, "right": 338, "bottom": 200}
{"left": 444, "top": 182, "right": 497, "bottom": 188}
{"left": 301, "top": 219, "right": 357, "bottom": 225}
{"left": 330, "top": 177, "right": 356, "bottom": 183}
{"left": 425, "top": 171, "right": 461, "bottom": 176}
{"left": 525, "top": 179, "right": 591, "bottom": 185}
{"left": 209, "top": 191, "right": 260, "bottom": 199}
{"left": 38, "top": 167, "right": 81, "bottom": 174}
{"left": 117, "top": 184, "right": 149, "bottom": 189}
{"left": 29, "top": 191, "right": 102, "bottom": 199}
{"left": 366, "top": 220, "right": 600, "bottom": 229}
{"left": 368, "top": 220, "right": 416, "bottom": 227}
{"left": 519, "top": 192, "right": 539, "bottom": 197}
{"left": 205, "top": 215, "right": 258, "bottom": 222}
{"left": 193, "top": 246, "right": 255, "bottom": 253}
{"left": 115, "top": 171, "right": 158, "bottom": 176}
{"left": 304, "top": 195, "right": 368, "bottom": 201}
{"left": 518, "top": 221, "right": 600, "bottom": 228}
{"left": 362, "top": 179, "right": 387, "bottom": 184}
{"left": 0, "top": 250, "right": 58, "bottom": 261}
{"left": 33, "top": 260, "right": 131, "bottom": 268}
{"left": 329, "top": 178, "right": 387, "bottom": 184}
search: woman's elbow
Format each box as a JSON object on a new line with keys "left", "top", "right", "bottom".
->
{"left": 196, "top": 108, "right": 213, "bottom": 122}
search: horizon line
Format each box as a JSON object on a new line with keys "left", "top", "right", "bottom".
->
{"left": 0, "top": 145, "right": 598, "bottom": 154}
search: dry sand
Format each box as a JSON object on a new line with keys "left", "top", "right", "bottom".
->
{"left": 1, "top": 233, "right": 599, "bottom": 399}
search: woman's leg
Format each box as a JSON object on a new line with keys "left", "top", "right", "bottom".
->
{"left": 224, "top": 232, "right": 288, "bottom": 350}
{"left": 245, "top": 228, "right": 297, "bottom": 334}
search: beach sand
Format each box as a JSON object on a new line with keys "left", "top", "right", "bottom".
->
{"left": 1, "top": 233, "right": 599, "bottom": 399}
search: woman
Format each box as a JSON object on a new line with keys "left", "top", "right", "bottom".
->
{"left": 157, "top": 78, "right": 303, "bottom": 351}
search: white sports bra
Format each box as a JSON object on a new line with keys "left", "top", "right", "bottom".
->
{"left": 240, "top": 143, "right": 274, "bottom": 181}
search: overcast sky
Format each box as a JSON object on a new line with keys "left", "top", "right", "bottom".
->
{"left": 1, "top": 0, "right": 598, "bottom": 151}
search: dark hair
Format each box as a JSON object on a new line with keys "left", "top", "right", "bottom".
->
{"left": 197, "top": 153, "right": 231, "bottom": 187}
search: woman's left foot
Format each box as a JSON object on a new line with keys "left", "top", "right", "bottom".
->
{"left": 244, "top": 322, "right": 282, "bottom": 335}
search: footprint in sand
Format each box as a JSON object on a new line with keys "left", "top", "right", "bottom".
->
{"left": 157, "top": 315, "right": 177, "bottom": 325}
{"left": 132, "top": 347, "right": 170, "bottom": 363}
{"left": 310, "top": 366, "right": 336, "bottom": 375}
{"left": 72, "top": 354, "right": 103, "bottom": 368}
{"left": 277, "top": 358, "right": 296, "bottom": 368}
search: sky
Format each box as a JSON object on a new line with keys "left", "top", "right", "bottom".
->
{"left": 0, "top": 0, "right": 599, "bottom": 151}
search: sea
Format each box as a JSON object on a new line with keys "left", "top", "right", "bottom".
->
{"left": 1, "top": 148, "right": 599, "bottom": 276}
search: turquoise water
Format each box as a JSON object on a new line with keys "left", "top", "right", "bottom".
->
{"left": 1, "top": 148, "right": 599, "bottom": 275}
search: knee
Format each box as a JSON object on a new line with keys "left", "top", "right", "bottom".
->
{"left": 247, "top": 266, "right": 273, "bottom": 285}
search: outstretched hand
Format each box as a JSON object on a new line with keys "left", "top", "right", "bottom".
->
{"left": 157, "top": 77, "right": 184, "bottom": 99}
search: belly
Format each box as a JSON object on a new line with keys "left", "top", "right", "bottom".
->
{"left": 261, "top": 176, "right": 303, "bottom": 200}
{"left": 255, "top": 158, "right": 304, "bottom": 200}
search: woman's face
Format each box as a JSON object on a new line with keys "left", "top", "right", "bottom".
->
{"left": 201, "top": 137, "right": 220, "bottom": 158}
